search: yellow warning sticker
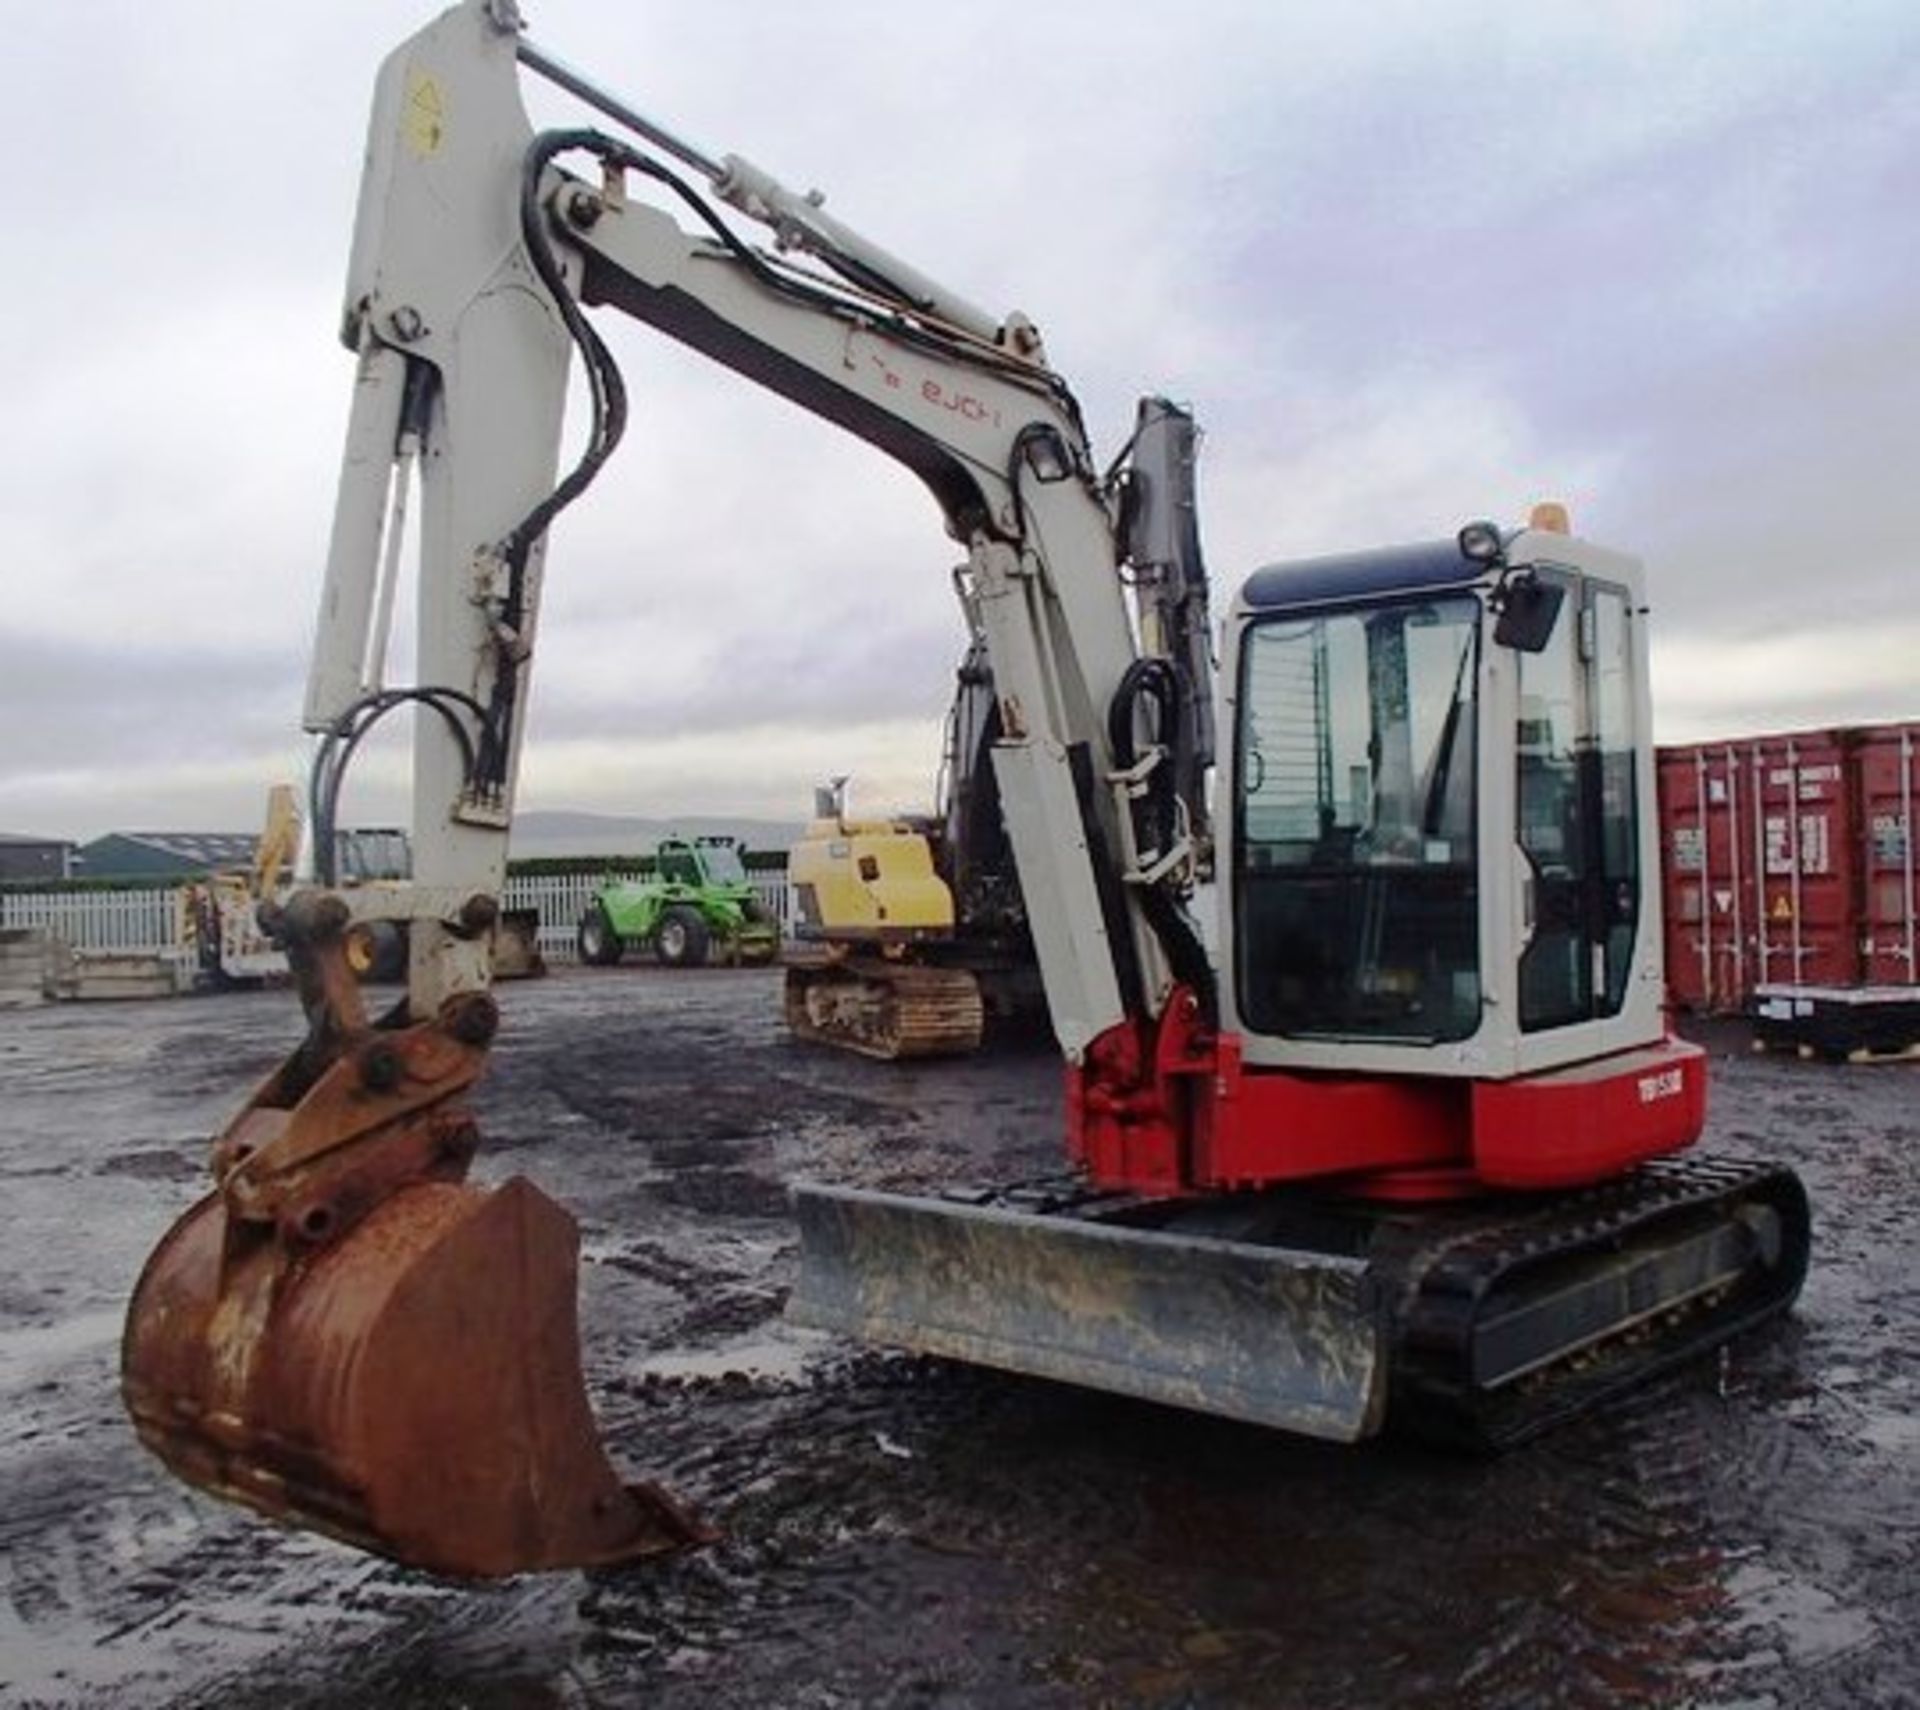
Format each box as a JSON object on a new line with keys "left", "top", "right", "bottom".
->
{"left": 404, "top": 72, "right": 445, "bottom": 156}
{"left": 1771, "top": 895, "right": 1793, "bottom": 921}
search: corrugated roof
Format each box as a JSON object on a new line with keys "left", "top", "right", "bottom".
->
{"left": 110, "top": 832, "right": 259, "bottom": 866}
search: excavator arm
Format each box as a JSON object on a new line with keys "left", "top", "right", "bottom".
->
{"left": 124, "top": 0, "right": 1211, "bottom": 1579}
{"left": 307, "top": 0, "right": 1206, "bottom": 1050}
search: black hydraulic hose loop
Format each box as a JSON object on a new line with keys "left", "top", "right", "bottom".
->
{"left": 1110, "top": 657, "right": 1181, "bottom": 858}
{"left": 449, "top": 128, "right": 639, "bottom": 794}
{"left": 504, "top": 128, "right": 633, "bottom": 578}
{"left": 313, "top": 696, "right": 447, "bottom": 885}
{"left": 1114, "top": 657, "right": 1186, "bottom": 759}
{"left": 308, "top": 688, "right": 484, "bottom": 886}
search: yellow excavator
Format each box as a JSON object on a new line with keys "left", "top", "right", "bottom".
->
{"left": 784, "top": 622, "right": 1043, "bottom": 1058}
{"left": 122, "top": 2, "right": 1808, "bottom": 1584}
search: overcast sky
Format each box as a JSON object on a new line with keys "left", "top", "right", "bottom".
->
{"left": 3, "top": 1, "right": 1914, "bottom": 841}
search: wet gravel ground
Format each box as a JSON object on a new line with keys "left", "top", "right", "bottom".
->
{"left": 0, "top": 969, "right": 1914, "bottom": 1708}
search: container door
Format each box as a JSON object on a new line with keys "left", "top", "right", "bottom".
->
{"left": 1658, "top": 748, "right": 1751, "bottom": 1013}
{"left": 1859, "top": 725, "right": 1920, "bottom": 990}
{"left": 1749, "top": 736, "right": 1856, "bottom": 991}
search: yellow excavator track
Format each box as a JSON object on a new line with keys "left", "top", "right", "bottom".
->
{"left": 784, "top": 961, "right": 984, "bottom": 1059}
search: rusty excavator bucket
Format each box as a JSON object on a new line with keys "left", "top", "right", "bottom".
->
{"left": 122, "top": 894, "right": 708, "bottom": 1579}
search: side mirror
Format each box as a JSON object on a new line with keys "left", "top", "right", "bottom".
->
{"left": 1494, "top": 572, "right": 1566, "bottom": 653}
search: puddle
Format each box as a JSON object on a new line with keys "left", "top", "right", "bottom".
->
{"left": 630, "top": 1329, "right": 823, "bottom": 1387}
{"left": 1723, "top": 1561, "right": 1877, "bottom": 1666}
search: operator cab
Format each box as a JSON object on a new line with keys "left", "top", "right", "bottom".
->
{"left": 1220, "top": 516, "right": 1665, "bottom": 1083}
{"left": 665, "top": 835, "right": 748, "bottom": 888}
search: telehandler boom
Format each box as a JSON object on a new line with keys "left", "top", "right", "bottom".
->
{"left": 123, "top": 0, "right": 1808, "bottom": 1579}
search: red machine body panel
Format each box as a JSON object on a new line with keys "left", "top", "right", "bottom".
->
{"left": 1065, "top": 998, "right": 1705, "bottom": 1200}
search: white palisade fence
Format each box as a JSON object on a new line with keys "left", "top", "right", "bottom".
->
{"left": 0, "top": 866, "right": 792, "bottom": 974}
{"left": 0, "top": 887, "right": 186, "bottom": 955}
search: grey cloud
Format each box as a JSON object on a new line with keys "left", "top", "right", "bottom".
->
{"left": 530, "top": 605, "right": 962, "bottom": 744}
{"left": 1187, "top": 25, "right": 1917, "bottom": 646}
{"left": 0, "top": 637, "right": 300, "bottom": 775}
{"left": 4, "top": 2, "right": 1915, "bottom": 835}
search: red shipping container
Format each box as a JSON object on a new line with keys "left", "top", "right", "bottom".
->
{"left": 1657, "top": 721, "right": 1920, "bottom": 1014}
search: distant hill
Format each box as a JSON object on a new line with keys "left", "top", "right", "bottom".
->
{"left": 508, "top": 811, "right": 804, "bottom": 860}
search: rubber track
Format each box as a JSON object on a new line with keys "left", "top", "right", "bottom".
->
{"left": 1380, "top": 1156, "right": 1813, "bottom": 1450}
{"left": 784, "top": 964, "right": 984, "bottom": 1060}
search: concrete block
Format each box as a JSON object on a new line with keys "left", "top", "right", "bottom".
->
{"left": 0, "top": 929, "right": 53, "bottom": 1007}
{"left": 63, "top": 952, "right": 178, "bottom": 1003}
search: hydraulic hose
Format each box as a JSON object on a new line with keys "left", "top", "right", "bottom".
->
{"left": 1107, "top": 659, "right": 1216, "bottom": 1027}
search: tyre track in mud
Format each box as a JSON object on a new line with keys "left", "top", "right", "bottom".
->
{"left": 1, "top": 977, "right": 1915, "bottom": 1707}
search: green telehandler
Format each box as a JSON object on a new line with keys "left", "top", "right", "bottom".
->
{"left": 576, "top": 835, "right": 780, "bottom": 968}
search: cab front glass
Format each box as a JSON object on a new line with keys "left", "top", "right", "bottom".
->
{"left": 696, "top": 842, "right": 748, "bottom": 886}
{"left": 1234, "top": 594, "right": 1482, "bottom": 1044}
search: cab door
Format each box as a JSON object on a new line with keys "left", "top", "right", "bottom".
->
{"left": 1513, "top": 574, "right": 1643, "bottom": 1037}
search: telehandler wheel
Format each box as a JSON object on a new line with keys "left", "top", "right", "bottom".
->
{"left": 576, "top": 903, "right": 624, "bottom": 967}
{"left": 654, "top": 904, "right": 710, "bottom": 969}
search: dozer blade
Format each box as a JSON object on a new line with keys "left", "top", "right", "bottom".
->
{"left": 125, "top": 1173, "right": 709, "bottom": 1579}
{"left": 789, "top": 1184, "right": 1385, "bottom": 1441}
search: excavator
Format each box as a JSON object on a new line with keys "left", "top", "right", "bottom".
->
{"left": 122, "top": 0, "right": 1811, "bottom": 1581}
{"left": 784, "top": 404, "right": 1204, "bottom": 1063}
{"left": 783, "top": 612, "right": 1042, "bottom": 1058}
